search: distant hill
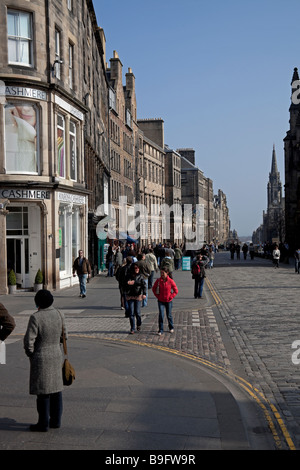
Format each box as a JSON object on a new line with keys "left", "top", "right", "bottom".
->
{"left": 239, "top": 235, "right": 252, "bottom": 243}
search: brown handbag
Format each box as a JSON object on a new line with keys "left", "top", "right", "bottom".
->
{"left": 62, "top": 327, "right": 75, "bottom": 386}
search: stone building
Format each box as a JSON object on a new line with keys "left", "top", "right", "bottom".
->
{"left": 213, "top": 190, "right": 230, "bottom": 246}
{"left": 179, "top": 149, "right": 229, "bottom": 247}
{"left": 137, "top": 119, "right": 165, "bottom": 245}
{"left": 0, "top": 0, "right": 108, "bottom": 293}
{"left": 106, "top": 52, "right": 138, "bottom": 242}
{"left": 284, "top": 67, "right": 300, "bottom": 251}
{"left": 253, "top": 145, "right": 285, "bottom": 245}
{"left": 164, "top": 145, "right": 182, "bottom": 245}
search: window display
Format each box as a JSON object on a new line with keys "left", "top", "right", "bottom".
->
{"left": 5, "top": 103, "right": 38, "bottom": 174}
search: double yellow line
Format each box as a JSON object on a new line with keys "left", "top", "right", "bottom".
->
{"left": 115, "top": 338, "right": 296, "bottom": 450}
{"left": 190, "top": 275, "right": 295, "bottom": 449}
{"left": 206, "top": 277, "right": 222, "bottom": 306}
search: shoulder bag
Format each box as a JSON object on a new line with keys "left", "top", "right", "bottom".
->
{"left": 62, "top": 326, "right": 75, "bottom": 386}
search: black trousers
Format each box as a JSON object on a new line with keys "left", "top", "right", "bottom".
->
{"left": 36, "top": 392, "right": 63, "bottom": 428}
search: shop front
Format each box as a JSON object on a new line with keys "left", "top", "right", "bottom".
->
{"left": 0, "top": 188, "right": 87, "bottom": 294}
{"left": 57, "top": 191, "right": 87, "bottom": 290}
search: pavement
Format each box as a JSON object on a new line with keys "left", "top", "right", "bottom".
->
{"left": 0, "top": 252, "right": 298, "bottom": 453}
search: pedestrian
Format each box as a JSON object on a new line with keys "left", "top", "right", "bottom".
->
{"left": 114, "top": 246, "right": 123, "bottom": 276}
{"left": 249, "top": 243, "right": 255, "bottom": 260}
{"left": 160, "top": 254, "right": 174, "bottom": 278}
{"left": 137, "top": 253, "right": 151, "bottom": 307}
{"left": 145, "top": 248, "right": 158, "bottom": 288}
{"left": 229, "top": 243, "right": 235, "bottom": 260}
{"left": 0, "top": 303, "right": 16, "bottom": 341}
{"left": 208, "top": 246, "right": 215, "bottom": 268}
{"left": 73, "top": 249, "right": 91, "bottom": 298}
{"left": 242, "top": 243, "right": 248, "bottom": 260}
{"left": 294, "top": 248, "right": 300, "bottom": 273}
{"left": 0, "top": 304, "right": 16, "bottom": 364}
{"left": 23, "top": 289, "right": 67, "bottom": 432}
{"left": 174, "top": 244, "right": 183, "bottom": 270}
{"left": 152, "top": 268, "right": 178, "bottom": 336}
{"left": 191, "top": 254, "right": 207, "bottom": 298}
{"left": 105, "top": 245, "right": 114, "bottom": 277}
{"left": 273, "top": 244, "right": 280, "bottom": 268}
{"left": 125, "top": 263, "right": 146, "bottom": 334}
{"left": 118, "top": 256, "right": 133, "bottom": 316}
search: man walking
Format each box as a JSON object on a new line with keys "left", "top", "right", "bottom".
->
{"left": 73, "top": 250, "right": 91, "bottom": 298}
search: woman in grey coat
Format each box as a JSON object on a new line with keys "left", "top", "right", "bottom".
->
{"left": 24, "top": 289, "right": 67, "bottom": 432}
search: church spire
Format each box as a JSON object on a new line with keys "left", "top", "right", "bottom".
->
{"left": 291, "top": 67, "right": 299, "bottom": 86}
{"left": 268, "top": 144, "right": 282, "bottom": 209}
{"left": 271, "top": 144, "right": 278, "bottom": 174}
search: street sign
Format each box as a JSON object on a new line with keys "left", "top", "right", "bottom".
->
{"left": 182, "top": 256, "right": 191, "bottom": 271}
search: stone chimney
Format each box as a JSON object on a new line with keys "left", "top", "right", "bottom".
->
{"left": 109, "top": 50, "right": 123, "bottom": 82}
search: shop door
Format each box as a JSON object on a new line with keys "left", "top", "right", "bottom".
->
{"left": 7, "top": 237, "right": 30, "bottom": 288}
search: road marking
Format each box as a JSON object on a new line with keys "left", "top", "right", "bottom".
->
{"left": 206, "top": 277, "right": 222, "bottom": 306}
{"left": 103, "top": 337, "right": 296, "bottom": 451}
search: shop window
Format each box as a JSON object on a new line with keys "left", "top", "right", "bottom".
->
{"left": 69, "top": 120, "right": 77, "bottom": 181}
{"left": 59, "top": 204, "right": 81, "bottom": 276}
{"left": 4, "top": 103, "right": 39, "bottom": 174}
{"left": 6, "top": 207, "right": 28, "bottom": 235}
{"left": 57, "top": 114, "right": 65, "bottom": 177}
{"left": 7, "top": 9, "right": 33, "bottom": 67}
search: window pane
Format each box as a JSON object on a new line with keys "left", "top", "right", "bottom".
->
{"left": 7, "top": 10, "right": 32, "bottom": 66}
{"left": 8, "top": 39, "right": 17, "bottom": 62}
{"left": 19, "top": 40, "right": 30, "bottom": 64}
{"left": 7, "top": 13, "right": 17, "bottom": 36}
{"left": 57, "top": 115, "right": 65, "bottom": 177}
{"left": 70, "top": 134, "right": 76, "bottom": 180}
{"left": 5, "top": 103, "right": 38, "bottom": 173}
{"left": 59, "top": 210, "right": 66, "bottom": 271}
{"left": 19, "top": 12, "right": 31, "bottom": 38}
{"left": 7, "top": 213, "right": 22, "bottom": 231}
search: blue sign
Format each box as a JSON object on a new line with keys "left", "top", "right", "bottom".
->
{"left": 182, "top": 256, "right": 191, "bottom": 271}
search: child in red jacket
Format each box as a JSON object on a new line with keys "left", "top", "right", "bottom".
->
{"left": 152, "top": 268, "right": 178, "bottom": 335}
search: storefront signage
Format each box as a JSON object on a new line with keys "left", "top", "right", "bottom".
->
{"left": 55, "top": 95, "right": 84, "bottom": 121}
{"left": 5, "top": 86, "right": 47, "bottom": 101}
{"left": 58, "top": 192, "right": 86, "bottom": 204}
{"left": 0, "top": 189, "right": 50, "bottom": 199}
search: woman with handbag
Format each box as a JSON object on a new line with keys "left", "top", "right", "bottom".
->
{"left": 24, "top": 289, "right": 67, "bottom": 432}
{"left": 152, "top": 268, "right": 178, "bottom": 335}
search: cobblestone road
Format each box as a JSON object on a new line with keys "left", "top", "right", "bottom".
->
{"left": 208, "top": 252, "right": 300, "bottom": 449}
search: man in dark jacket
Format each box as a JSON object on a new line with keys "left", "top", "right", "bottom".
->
{"left": 0, "top": 303, "right": 15, "bottom": 364}
{"left": 124, "top": 263, "right": 146, "bottom": 334}
{"left": 118, "top": 256, "right": 133, "bottom": 317}
{"left": 73, "top": 250, "right": 91, "bottom": 298}
{"left": 0, "top": 303, "right": 15, "bottom": 341}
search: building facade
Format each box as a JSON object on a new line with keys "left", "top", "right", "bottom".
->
{"left": 179, "top": 149, "right": 229, "bottom": 247}
{"left": 0, "top": 0, "right": 108, "bottom": 293}
{"left": 0, "top": 0, "right": 232, "bottom": 294}
{"left": 284, "top": 67, "right": 300, "bottom": 251}
{"left": 106, "top": 52, "right": 138, "bottom": 242}
{"left": 253, "top": 146, "right": 285, "bottom": 245}
{"left": 137, "top": 119, "right": 165, "bottom": 245}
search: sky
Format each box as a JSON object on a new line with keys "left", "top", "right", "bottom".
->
{"left": 94, "top": 0, "right": 300, "bottom": 237}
